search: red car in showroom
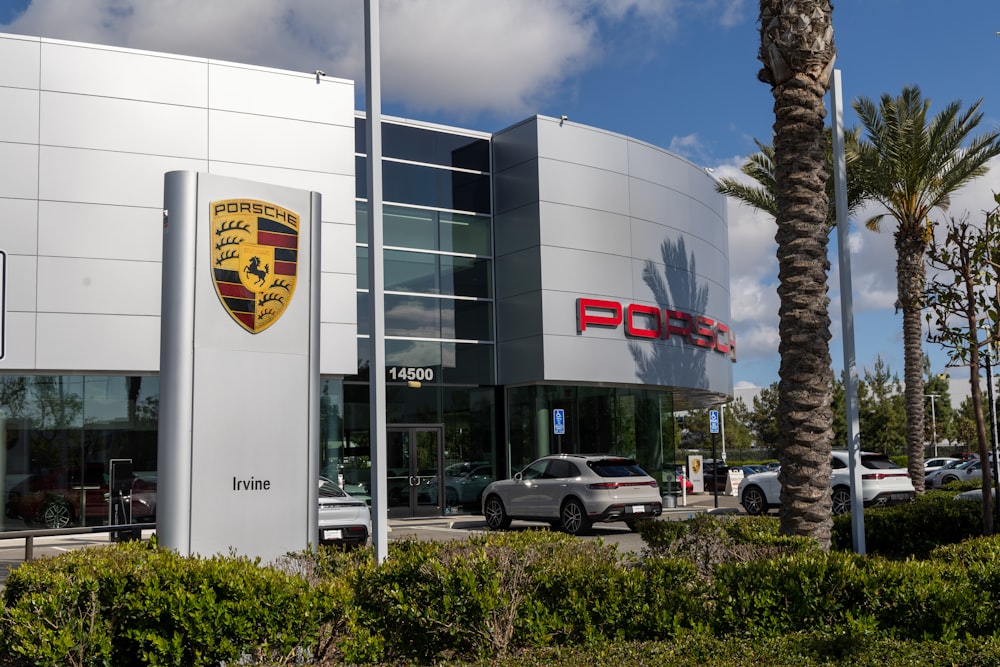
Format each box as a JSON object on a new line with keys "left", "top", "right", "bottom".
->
{"left": 6, "top": 463, "right": 156, "bottom": 529}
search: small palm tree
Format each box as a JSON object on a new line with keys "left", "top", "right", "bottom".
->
{"left": 757, "top": 0, "right": 837, "bottom": 549}
{"left": 851, "top": 86, "right": 1000, "bottom": 493}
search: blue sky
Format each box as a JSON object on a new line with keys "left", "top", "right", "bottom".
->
{"left": 2, "top": 0, "right": 999, "bottom": 405}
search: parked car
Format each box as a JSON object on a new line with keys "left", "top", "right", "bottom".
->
{"left": 318, "top": 477, "right": 371, "bottom": 548}
{"left": 924, "top": 456, "right": 960, "bottom": 474}
{"left": 481, "top": 454, "right": 662, "bottom": 535}
{"left": 954, "top": 487, "right": 994, "bottom": 501}
{"left": 6, "top": 463, "right": 156, "bottom": 529}
{"left": 925, "top": 458, "right": 982, "bottom": 489}
{"left": 702, "top": 460, "right": 730, "bottom": 493}
{"left": 421, "top": 463, "right": 494, "bottom": 508}
{"left": 739, "top": 451, "right": 915, "bottom": 516}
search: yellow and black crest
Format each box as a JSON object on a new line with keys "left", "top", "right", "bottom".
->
{"left": 210, "top": 199, "right": 299, "bottom": 333}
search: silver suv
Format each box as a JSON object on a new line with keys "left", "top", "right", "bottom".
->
{"left": 481, "top": 454, "right": 662, "bottom": 535}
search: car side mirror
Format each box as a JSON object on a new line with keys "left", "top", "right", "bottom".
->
{"left": 514, "top": 472, "right": 523, "bottom": 482}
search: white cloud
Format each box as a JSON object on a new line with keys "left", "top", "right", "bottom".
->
{"left": 0, "top": 0, "right": 711, "bottom": 119}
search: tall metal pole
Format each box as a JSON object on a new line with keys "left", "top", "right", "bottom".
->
{"left": 924, "top": 394, "right": 938, "bottom": 458}
{"left": 830, "top": 69, "right": 865, "bottom": 554}
{"left": 364, "top": 0, "right": 388, "bottom": 563}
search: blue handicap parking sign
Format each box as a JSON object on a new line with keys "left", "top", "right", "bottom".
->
{"left": 709, "top": 409, "right": 719, "bottom": 434}
{"left": 553, "top": 408, "right": 565, "bottom": 435}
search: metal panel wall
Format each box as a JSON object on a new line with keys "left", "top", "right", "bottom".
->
{"left": 0, "top": 33, "right": 357, "bottom": 376}
{"left": 493, "top": 116, "right": 733, "bottom": 403}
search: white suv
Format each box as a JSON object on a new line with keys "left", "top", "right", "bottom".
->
{"left": 481, "top": 454, "right": 663, "bottom": 535}
{"left": 739, "top": 451, "right": 915, "bottom": 516}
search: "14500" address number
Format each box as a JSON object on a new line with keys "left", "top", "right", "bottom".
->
{"left": 387, "top": 366, "right": 435, "bottom": 382}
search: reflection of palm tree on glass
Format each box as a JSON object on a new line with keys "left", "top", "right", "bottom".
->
{"left": 629, "top": 237, "right": 709, "bottom": 391}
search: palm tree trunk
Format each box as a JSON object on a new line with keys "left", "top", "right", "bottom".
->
{"left": 895, "top": 230, "right": 927, "bottom": 492}
{"left": 759, "top": 0, "right": 836, "bottom": 550}
{"left": 771, "top": 78, "right": 835, "bottom": 549}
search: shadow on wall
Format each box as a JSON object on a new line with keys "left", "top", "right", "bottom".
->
{"left": 628, "top": 236, "right": 709, "bottom": 392}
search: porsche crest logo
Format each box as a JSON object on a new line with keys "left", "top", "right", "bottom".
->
{"left": 211, "top": 199, "right": 299, "bottom": 333}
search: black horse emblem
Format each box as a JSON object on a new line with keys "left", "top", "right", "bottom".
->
{"left": 243, "top": 255, "right": 269, "bottom": 287}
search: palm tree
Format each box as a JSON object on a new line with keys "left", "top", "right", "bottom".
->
{"left": 715, "top": 128, "right": 871, "bottom": 225}
{"left": 757, "top": 0, "right": 837, "bottom": 549}
{"left": 850, "top": 86, "right": 1000, "bottom": 493}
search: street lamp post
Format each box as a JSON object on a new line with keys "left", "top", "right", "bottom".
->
{"left": 924, "top": 394, "right": 939, "bottom": 458}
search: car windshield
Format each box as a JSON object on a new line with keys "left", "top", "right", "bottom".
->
{"left": 588, "top": 458, "right": 648, "bottom": 478}
{"left": 860, "top": 454, "right": 902, "bottom": 470}
{"left": 318, "top": 478, "right": 347, "bottom": 498}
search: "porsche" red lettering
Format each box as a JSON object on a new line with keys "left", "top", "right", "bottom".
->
{"left": 577, "top": 298, "right": 736, "bottom": 360}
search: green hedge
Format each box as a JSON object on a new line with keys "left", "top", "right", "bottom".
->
{"left": 831, "top": 490, "right": 984, "bottom": 558}
{"left": 0, "top": 540, "right": 335, "bottom": 667}
{"left": 6, "top": 506, "right": 1000, "bottom": 665}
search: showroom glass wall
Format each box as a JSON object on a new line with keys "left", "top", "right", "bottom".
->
{"left": 0, "top": 375, "right": 160, "bottom": 531}
{"left": 506, "top": 385, "right": 678, "bottom": 490}
{"left": 340, "top": 119, "right": 498, "bottom": 515}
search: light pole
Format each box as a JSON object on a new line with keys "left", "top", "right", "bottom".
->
{"left": 924, "top": 394, "right": 939, "bottom": 458}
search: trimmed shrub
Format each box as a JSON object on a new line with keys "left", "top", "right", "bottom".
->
{"left": 711, "top": 550, "right": 870, "bottom": 637}
{"left": 831, "top": 491, "right": 983, "bottom": 558}
{"left": 0, "top": 540, "right": 333, "bottom": 667}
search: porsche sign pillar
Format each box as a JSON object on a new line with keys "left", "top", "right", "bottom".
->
{"left": 159, "top": 171, "right": 320, "bottom": 561}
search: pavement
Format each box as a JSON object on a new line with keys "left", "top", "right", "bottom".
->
{"left": 0, "top": 490, "right": 742, "bottom": 586}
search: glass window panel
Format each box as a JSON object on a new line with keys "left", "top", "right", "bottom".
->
{"left": 444, "top": 342, "right": 495, "bottom": 385}
{"left": 441, "top": 255, "right": 492, "bottom": 298}
{"left": 383, "top": 206, "right": 437, "bottom": 250}
{"left": 383, "top": 123, "right": 437, "bottom": 164}
{"left": 356, "top": 292, "right": 370, "bottom": 336}
{"left": 381, "top": 340, "right": 493, "bottom": 385}
{"left": 443, "top": 170, "right": 491, "bottom": 214}
{"left": 383, "top": 251, "right": 492, "bottom": 298}
{"left": 356, "top": 247, "right": 369, "bottom": 290}
{"left": 355, "top": 117, "right": 366, "bottom": 153}
{"left": 384, "top": 250, "right": 438, "bottom": 293}
{"left": 384, "top": 161, "right": 438, "bottom": 209}
{"left": 386, "top": 339, "right": 441, "bottom": 370}
{"left": 438, "top": 135, "right": 490, "bottom": 171}
{"left": 439, "top": 211, "right": 491, "bottom": 255}
{"left": 384, "top": 294, "right": 441, "bottom": 337}
{"left": 356, "top": 156, "right": 367, "bottom": 199}
{"left": 381, "top": 295, "right": 493, "bottom": 340}
{"left": 355, "top": 202, "right": 367, "bottom": 244}
{"left": 449, "top": 299, "right": 493, "bottom": 340}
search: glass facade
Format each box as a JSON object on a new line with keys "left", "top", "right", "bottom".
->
{"left": 343, "top": 119, "right": 499, "bottom": 517}
{"left": 0, "top": 375, "right": 159, "bottom": 531}
{"left": 506, "top": 385, "right": 679, "bottom": 491}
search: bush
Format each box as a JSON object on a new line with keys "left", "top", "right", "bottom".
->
{"left": 831, "top": 491, "right": 983, "bottom": 558}
{"left": 0, "top": 541, "right": 334, "bottom": 667}
{"left": 636, "top": 513, "right": 817, "bottom": 576}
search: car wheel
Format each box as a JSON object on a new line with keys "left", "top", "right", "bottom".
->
{"left": 942, "top": 475, "right": 959, "bottom": 487}
{"left": 41, "top": 498, "right": 72, "bottom": 529}
{"left": 831, "top": 487, "right": 851, "bottom": 515}
{"left": 560, "top": 498, "right": 591, "bottom": 536}
{"left": 741, "top": 485, "right": 767, "bottom": 516}
{"left": 483, "top": 495, "right": 511, "bottom": 530}
{"left": 445, "top": 487, "right": 459, "bottom": 508}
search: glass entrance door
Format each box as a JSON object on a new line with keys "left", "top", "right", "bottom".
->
{"left": 387, "top": 425, "right": 445, "bottom": 518}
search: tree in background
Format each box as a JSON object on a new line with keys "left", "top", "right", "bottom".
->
{"left": 757, "top": 0, "right": 837, "bottom": 548}
{"left": 857, "top": 356, "right": 907, "bottom": 456}
{"left": 851, "top": 87, "right": 1000, "bottom": 494}
{"left": 749, "top": 382, "right": 781, "bottom": 455}
{"left": 925, "top": 203, "right": 1000, "bottom": 534}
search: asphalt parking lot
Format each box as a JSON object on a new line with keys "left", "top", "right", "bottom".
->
{"left": 0, "top": 491, "right": 741, "bottom": 586}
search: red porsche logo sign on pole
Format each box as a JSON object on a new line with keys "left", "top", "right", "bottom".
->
{"left": 210, "top": 199, "right": 299, "bottom": 333}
